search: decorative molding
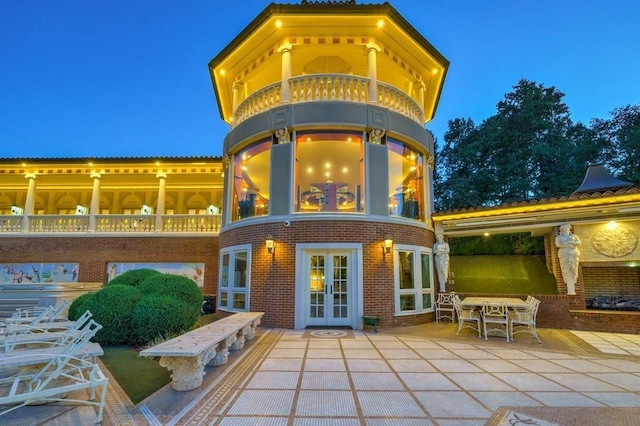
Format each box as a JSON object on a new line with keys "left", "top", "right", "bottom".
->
{"left": 591, "top": 225, "right": 638, "bottom": 258}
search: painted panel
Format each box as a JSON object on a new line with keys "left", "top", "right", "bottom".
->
{"left": 0, "top": 263, "right": 79, "bottom": 284}
{"left": 106, "top": 262, "right": 204, "bottom": 287}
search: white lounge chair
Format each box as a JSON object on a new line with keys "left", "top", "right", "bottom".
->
{"left": 5, "top": 299, "right": 71, "bottom": 325}
{"left": 0, "top": 310, "right": 93, "bottom": 352}
{"left": 0, "top": 319, "right": 107, "bottom": 422}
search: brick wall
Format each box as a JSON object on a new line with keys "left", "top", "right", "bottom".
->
{"left": 219, "top": 219, "right": 433, "bottom": 328}
{"left": 582, "top": 267, "right": 640, "bottom": 299}
{"left": 0, "top": 236, "right": 219, "bottom": 295}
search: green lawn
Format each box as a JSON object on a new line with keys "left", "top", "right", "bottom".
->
{"left": 449, "top": 255, "right": 559, "bottom": 295}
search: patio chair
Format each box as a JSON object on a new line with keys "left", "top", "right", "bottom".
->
{"left": 1, "top": 310, "right": 93, "bottom": 352}
{"left": 510, "top": 298, "right": 542, "bottom": 343}
{"left": 453, "top": 296, "right": 481, "bottom": 337}
{"left": 482, "top": 301, "right": 510, "bottom": 342}
{"left": 435, "top": 292, "right": 456, "bottom": 323}
{"left": 0, "top": 319, "right": 108, "bottom": 422}
{"left": 5, "top": 299, "right": 71, "bottom": 325}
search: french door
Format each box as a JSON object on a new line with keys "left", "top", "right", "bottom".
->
{"left": 305, "top": 251, "right": 352, "bottom": 327}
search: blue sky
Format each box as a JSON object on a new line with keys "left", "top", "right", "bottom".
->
{"left": 2, "top": 1, "right": 639, "bottom": 158}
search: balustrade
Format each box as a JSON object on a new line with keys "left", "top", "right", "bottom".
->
{"left": 162, "top": 214, "right": 222, "bottom": 233}
{"left": 232, "top": 74, "right": 423, "bottom": 128}
{"left": 28, "top": 215, "right": 90, "bottom": 233}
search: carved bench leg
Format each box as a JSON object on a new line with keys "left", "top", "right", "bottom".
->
{"left": 230, "top": 330, "right": 246, "bottom": 351}
{"left": 159, "top": 354, "right": 209, "bottom": 391}
{"left": 208, "top": 335, "right": 236, "bottom": 366}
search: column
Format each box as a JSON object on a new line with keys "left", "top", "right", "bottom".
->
{"left": 22, "top": 173, "right": 37, "bottom": 232}
{"left": 366, "top": 42, "right": 381, "bottom": 104}
{"left": 415, "top": 77, "right": 425, "bottom": 115}
{"left": 88, "top": 172, "right": 102, "bottom": 232}
{"left": 232, "top": 78, "right": 243, "bottom": 118}
{"left": 156, "top": 172, "right": 167, "bottom": 231}
{"left": 278, "top": 43, "right": 293, "bottom": 104}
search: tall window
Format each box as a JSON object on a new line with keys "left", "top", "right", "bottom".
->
{"left": 295, "top": 131, "right": 364, "bottom": 213}
{"left": 232, "top": 139, "right": 271, "bottom": 222}
{"left": 395, "top": 245, "right": 433, "bottom": 314}
{"left": 218, "top": 245, "right": 251, "bottom": 312}
{"left": 387, "top": 139, "right": 424, "bottom": 220}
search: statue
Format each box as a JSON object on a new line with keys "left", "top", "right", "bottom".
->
{"left": 369, "top": 128, "right": 385, "bottom": 144}
{"left": 433, "top": 234, "right": 450, "bottom": 292}
{"left": 555, "top": 223, "right": 580, "bottom": 295}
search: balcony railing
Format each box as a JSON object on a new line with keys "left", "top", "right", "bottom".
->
{"left": 0, "top": 214, "right": 222, "bottom": 235}
{"left": 233, "top": 73, "right": 423, "bottom": 127}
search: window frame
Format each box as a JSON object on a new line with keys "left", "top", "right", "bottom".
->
{"left": 218, "top": 243, "right": 252, "bottom": 313}
{"left": 393, "top": 244, "right": 434, "bottom": 315}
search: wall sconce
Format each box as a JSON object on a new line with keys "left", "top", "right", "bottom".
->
{"left": 382, "top": 238, "right": 393, "bottom": 256}
{"left": 266, "top": 236, "right": 276, "bottom": 256}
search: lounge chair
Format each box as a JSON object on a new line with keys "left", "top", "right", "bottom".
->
{"left": 0, "top": 319, "right": 107, "bottom": 422}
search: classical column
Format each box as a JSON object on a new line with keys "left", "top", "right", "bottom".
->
{"left": 232, "top": 78, "right": 243, "bottom": 117}
{"left": 22, "top": 173, "right": 37, "bottom": 232}
{"left": 366, "top": 42, "right": 381, "bottom": 104}
{"left": 88, "top": 172, "right": 102, "bottom": 232}
{"left": 415, "top": 77, "right": 425, "bottom": 115}
{"left": 156, "top": 172, "right": 167, "bottom": 231}
{"left": 278, "top": 43, "right": 293, "bottom": 104}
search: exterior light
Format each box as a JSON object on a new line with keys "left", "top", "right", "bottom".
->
{"left": 266, "top": 236, "right": 276, "bottom": 256}
{"left": 220, "top": 69, "right": 226, "bottom": 75}
{"left": 377, "top": 19, "right": 384, "bottom": 28}
{"left": 275, "top": 20, "right": 282, "bottom": 28}
{"left": 382, "top": 238, "right": 393, "bottom": 256}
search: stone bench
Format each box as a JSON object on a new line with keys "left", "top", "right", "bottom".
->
{"left": 139, "top": 312, "right": 264, "bottom": 391}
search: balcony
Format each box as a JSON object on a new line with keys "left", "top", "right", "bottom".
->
{"left": 0, "top": 214, "right": 222, "bottom": 235}
{"left": 233, "top": 73, "right": 422, "bottom": 127}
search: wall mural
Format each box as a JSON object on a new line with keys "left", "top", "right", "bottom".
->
{"left": 106, "top": 262, "right": 204, "bottom": 287}
{"left": 0, "top": 263, "right": 79, "bottom": 284}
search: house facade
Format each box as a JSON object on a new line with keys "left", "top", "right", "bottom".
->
{"left": 1, "top": 1, "right": 639, "bottom": 333}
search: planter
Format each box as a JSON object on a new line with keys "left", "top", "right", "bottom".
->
{"left": 362, "top": 315, "right": 381, "bottom": 333}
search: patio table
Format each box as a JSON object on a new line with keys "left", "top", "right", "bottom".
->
{"left": 460, "top": 297, "right": 528, "bottom": 309}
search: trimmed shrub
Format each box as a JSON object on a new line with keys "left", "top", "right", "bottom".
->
{"left": 131, "top": 295, "right": 196, "bottom": 345}
{"left": 106, "top": 268, "right": 162, "bottom": 287}
{"left": 80, "top": 285, "right": 143, "bottom": 345}
{"left": 138, "top": 274, "right": 203, "bottom": 321}
{"left": 68, "top": 292, "right": 95, "bottom": 321}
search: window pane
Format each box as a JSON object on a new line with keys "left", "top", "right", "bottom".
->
{"left": 400, "top": 294, "right": 415, "bottom": 311}
{"left": 421, "top": 253, "right": 431, "bottom": 289}
{"left": 398, "top": 251, "right": 415, "bottom": 289}
{"left": 220, "top": 291, "right": 228, "bottom": 307}
{"left": 232, "top": 139, "right": 271, "bottom": 221}
{"left": 387, "top": 139, "right": 424, "bottom": 220}
{"left": 422, "top": 293, "right": 432, "bottom": 310}
{"left": 221, "top": 253, "right": 229, "bottom": 288}
{"left": 233, "top": 293, "right": 246, "bottom": 310}
{"left": 234, "top": 251, "right": 247, "bottom": 288}
{"left": 295, "top": 132, "right": 363, "bottom": 213}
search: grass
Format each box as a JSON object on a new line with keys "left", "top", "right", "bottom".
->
{"left": 449, "top": 255, "right": 559, "bottom": 295}
{"left": 100, "top": 313, "right": 218, "bottom": 404}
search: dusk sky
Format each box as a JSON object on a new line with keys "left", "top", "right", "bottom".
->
{"left": 2, "top": 1, "right": 639, "bottom": 159}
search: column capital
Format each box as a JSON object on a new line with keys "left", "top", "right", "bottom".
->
{"left": 156, "top": 172, "right": 168, "bottom": 179}
{"left": 25, "top": 173, "right": 37, "bottom": 180}
{"left": 90, "top": 172, "right": 102, "bottom": 179}
{"left": 365, "top": 42, "right": 381, "bottom": 53}
{"left": 277, "top": 42, "right": 293, "bottom": 54}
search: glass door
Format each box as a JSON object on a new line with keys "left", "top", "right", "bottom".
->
{"left": 306, "top": 251, "right": 351, "bottom": 327}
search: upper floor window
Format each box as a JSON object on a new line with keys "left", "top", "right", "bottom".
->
{"left": 387, "top": 139, "right": 424, "bottom": 221}
{"left": 295, "top": 131, "right": 363, "bottom": 213}
{"left": 232, "top": 139, "right": 271, "bottom": 222}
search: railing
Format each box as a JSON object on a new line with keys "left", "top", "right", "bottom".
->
{"left": 95, "top": 214, "right": 156, "bottom": 233}
{"left": 290, "top": 74, "right": 369, "bottom": 104}
{"left": 0, "top": 216, "right": 23, "bottom": 232}
{"left": 234, "top": 82, "right": 281, "bottom": 126}
{"left": 376, "top": 82, "right": 423, "bottom": 123}
{"left": 0, "top": 214, "right": 221, "bottom": 235}
{"left": 162, "top": 214, "right": 222, "bottom": 233}
{"left": 29, "top": 215, "right": 90, "bottom": 233}
{"left": 232, "top": 73, "right": 424, "bottom": 127}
